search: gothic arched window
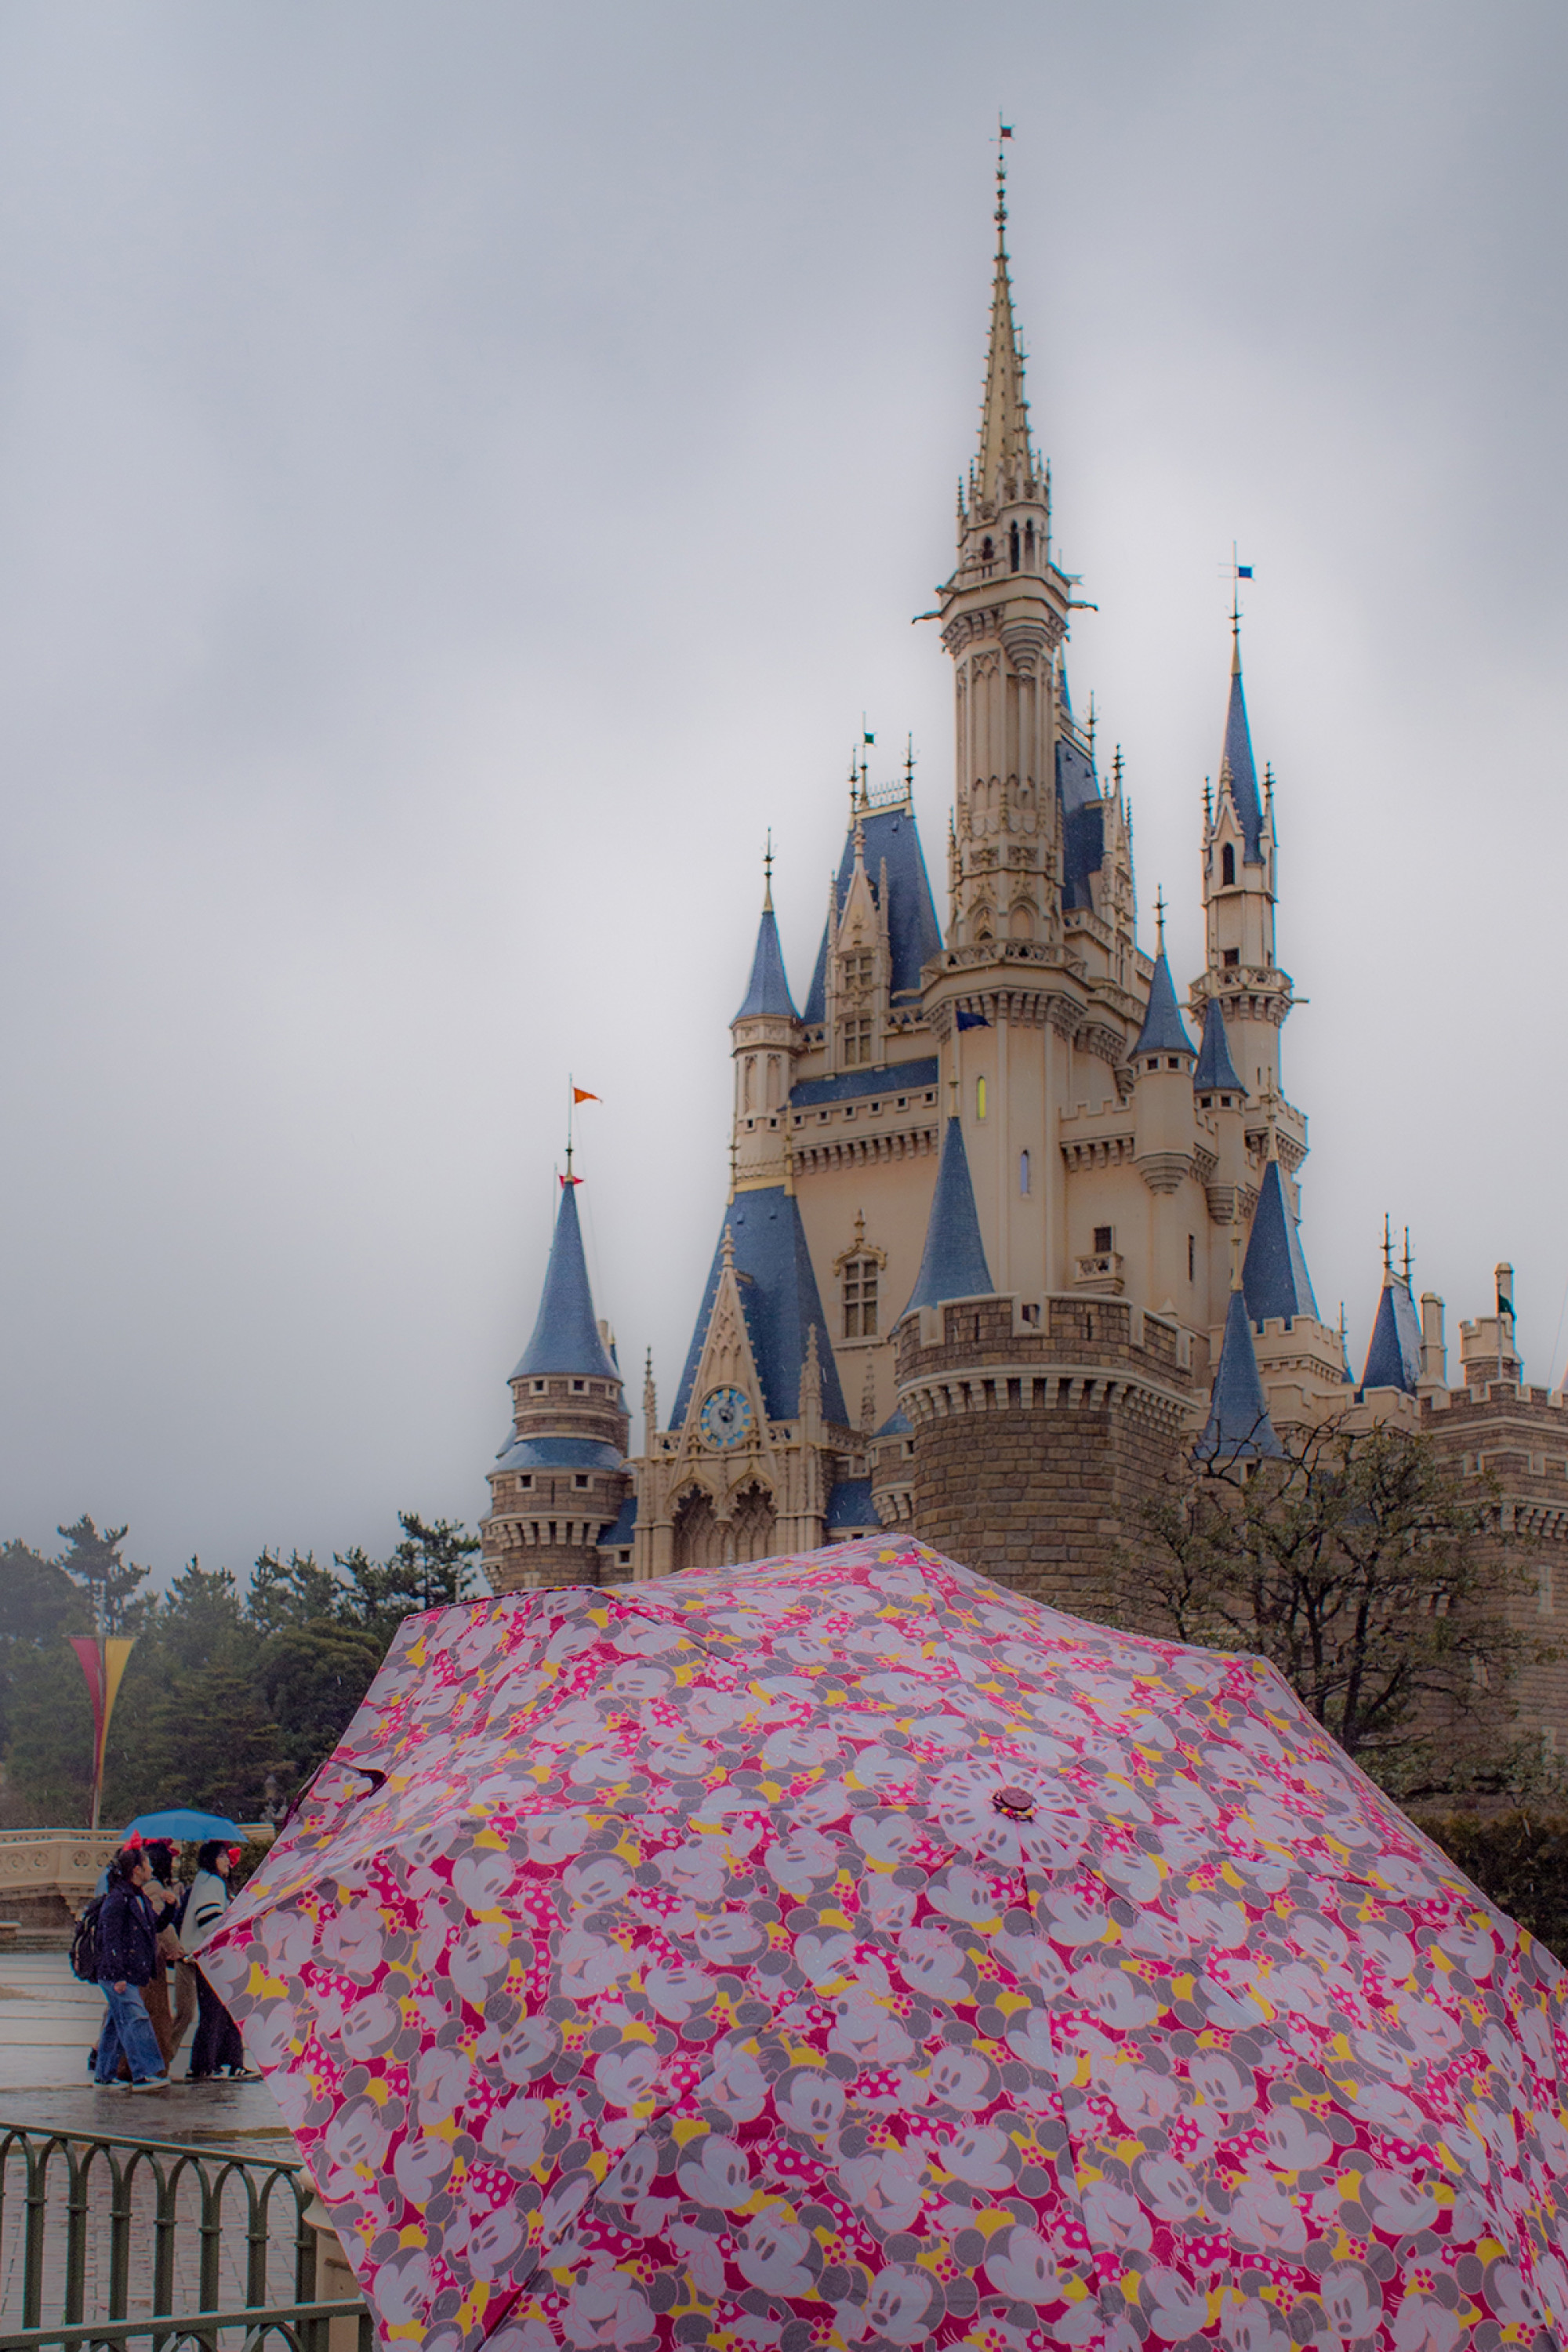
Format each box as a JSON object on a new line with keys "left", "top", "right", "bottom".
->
{"left": 1009, "top": 522, "right": 1020, "bottom": 572}
{"left": 1221, "top": 842, "right": 1236, "bottom": 886}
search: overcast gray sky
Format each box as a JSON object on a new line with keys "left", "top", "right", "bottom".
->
{"left": 2, "top": 2, "right": 1565, "bottom": 1584}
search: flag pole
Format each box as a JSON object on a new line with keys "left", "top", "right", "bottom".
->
{"left": 90, "top": 1631, "right": 103, "bottom": 1831}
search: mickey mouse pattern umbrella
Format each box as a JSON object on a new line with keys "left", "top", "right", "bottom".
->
{"left": 199, "top": 1537, "right": 1568, "bottom": 2352}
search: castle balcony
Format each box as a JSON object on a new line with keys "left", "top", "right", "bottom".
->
{"left": 1072, "top": 1250, "right": 1125, "bottom": 1295}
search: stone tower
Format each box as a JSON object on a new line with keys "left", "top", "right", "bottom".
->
{"left": 480, "top": 1173, "right": 631, "bottom": 1592}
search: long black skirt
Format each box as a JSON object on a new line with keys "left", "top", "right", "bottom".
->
{"left": 188, "top": 1965, "right": 245, "bottom": 2078}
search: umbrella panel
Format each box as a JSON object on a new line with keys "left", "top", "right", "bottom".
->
{"left": 201, "top": 1541, "right": 1568, "bottom": 2352}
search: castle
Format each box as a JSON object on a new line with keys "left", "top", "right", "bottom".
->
{"left": 477, "top": 162, "right": 1568, "bottom": 1754}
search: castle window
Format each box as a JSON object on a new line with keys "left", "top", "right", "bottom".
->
{"left": 843, "top": 1016, "right": 873, "bottom": 1066}
{"left": 532, "top": 1379, "right": 546, "bottom": 1394}
{"left": 1223, "top": 947, "right": 1240, "bottom": 968}
{"left": 982, "top": 535, "right": 993, "bottom": 561}
{"left": 1009, "top": 522, "right": 1020, "bottom": 572}
{"left": 1019, "top": 1149, "right": 1030, "bottom": 1195}
{"left": 843, "top": 1257, "right": 879, "bottom": 1338}
{"left": 1221, "top": 843, "right": 1236, "bottom": 885}
{"left": 1221, "top": 1093, "right": 1232, "bottom": 1107}
{"left": 1094, "top": 1225, "right": 1113, "bottom": 1254}
{"left": 844, "top": 951, "right": 873, "bottom": 993}
{"left": 518, "top": 1475, "right": 532, "bottom": 1490}
{"left": 976, "top": 1076, "right": 987, "bottom": 1121}
{"left": 572, "top": 1379, "right": 585, "bottom": 1392}
{"left": 1167, "top": 1057, "right": 1181, "bottom": 1070}
{"left": 1025, "top": 519, "right": 1035, "bottom": 563}
{"left": 1188, "top": 1234, "right": 1196, "bottom": 1281}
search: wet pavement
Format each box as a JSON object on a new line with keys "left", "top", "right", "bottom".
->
{"left": 0, "top": 1951, "right": 290, "bottom": 2138}
{"left": 1, "top": 1952, "right": 307, "bottom": 2329}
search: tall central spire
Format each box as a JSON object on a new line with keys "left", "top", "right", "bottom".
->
{"left": 973, "top": 149, "right": 1038, "bottom": 507}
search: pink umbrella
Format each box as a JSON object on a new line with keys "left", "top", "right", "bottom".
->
{"left": 201, "top": 1537, "right": 1568, "bottom": 2352}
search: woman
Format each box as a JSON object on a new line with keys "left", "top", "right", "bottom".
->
{"left": 185, "top": 1842, "right": 256, "bottom": 2081}
{"left": 94, "top": 1844, "right": 169, "bottom": 2091}
{"left": 137, "top": 1841, "right": 186, "bottom": 2071}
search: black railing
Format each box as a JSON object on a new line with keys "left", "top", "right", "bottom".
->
{"left": 0, "top": 2302, "right": 370, "bottom": 2352}
{"left": 0, "top": 2122, "right": 367, "bottom": 2352}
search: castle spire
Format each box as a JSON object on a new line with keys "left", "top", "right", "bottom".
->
{"left": 976, "top": 143, "right": 1035, "bottom": 506}
{"left": 1242, "top": 1159, "right": 1319, "bottom": 1326}
{"left": 900, "top": 1117, "right": 993, "bottom": 1319}
{"left": 510, "top": 1178, "right": 617, "bottom": 1382}
{"left": 733, "top": 862, "right": 798, "bottom": 1022}
{"left": 1131, "top": 923, "right": 1196, "bottom": 1062}
{"left": 1196, "top": 1258, "right": 1283, "bottom": 1462}
{"left": 1359, "top": 1233, "right": 1423, "bottom": 1394}
{"left": 1221, "top": 634, "right": 1265, "bottom": 865}
{"left": 1192, "top": 995, "right": 1245, "bottom": 1095}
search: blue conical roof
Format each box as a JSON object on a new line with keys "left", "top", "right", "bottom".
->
{"left": 901, "top": 1119, "right": 993, "bottom": 1319}
{"left": 1192, "top": 996, "right": 1245, "bottom": 1094}
{"left": 1132, "top": 950, "right": 1196, "bottom": 1060}
{"left": 670, "top": 1188, "right": 847, "bottom": 1426}
{"left": 1361, "top": 1274, "right": 1423, "bottom": 1394}
{"left": 802, "top": 806, "right": 943, "bottom": 1019}
{"left": 1242, "top": 1159, "right": 1320, "bottom": 1325}
{"left": 1223, "top": 651, "right": 1265, "bottom": 866}
{"left": 734, "top": 904, "right": 798, "bottom": 1022}
{"left": 1196, "top": 1286, "right": 1283, "bottom": 1462}
{"left": 510, "top": 1181, "right": 618, "bottom": 1381}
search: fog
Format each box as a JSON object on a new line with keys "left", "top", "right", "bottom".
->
{"left": 2, "top": 3, "right": 1564, "bottom": 1580}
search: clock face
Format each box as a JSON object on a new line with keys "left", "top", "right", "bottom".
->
{"left": 699, "top": 1384, "right": 753, "bottom": 1450}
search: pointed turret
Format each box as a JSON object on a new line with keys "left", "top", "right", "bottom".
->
{"left": 732, "top": 848, "right": 804, "bottom": 1191}
{"left": 1221, "top": 633, "right": 1265, "bottom": 866}
{"left": 1196, "top": 1273, "right": 1283, "bottom": 1462}
{"left": 1242, "top": 1157, "right": 1320, "bottom": 1326}
{"left": 901, "top": 1117, "right": 993, "bottom": 1319}
{"left": 481, "top": 1166, "right": 632, "bottom": 1594}
{"left": 975, "top": 162, "right": 1036, "bottom": 507}
{"left": 511, "top": 1180, "right": 617, "bottom": 1380}
{"left": 1360, "top": 1258, "right": 1423, "bottom": 1395}
{"left": 734, "top": 864, "right": 798, "bottom": 1022}
{"left": 1192, "top": 996, "right": 1245, "bottom": 1098}
{"left": 1131, "top": 944, "right": 1196, "bottom": 1064}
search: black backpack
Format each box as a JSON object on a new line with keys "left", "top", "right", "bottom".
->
{"left": 70, "top": 1896, "right": 104, "bottom": 1984}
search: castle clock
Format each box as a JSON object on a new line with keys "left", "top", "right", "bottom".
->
{"left": 699, "top": 1385, "right": 753, "bottom": 1450}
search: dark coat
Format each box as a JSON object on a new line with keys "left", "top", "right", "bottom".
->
{"left": 97, "top": 1880, "right": 158, "bottom": 1987}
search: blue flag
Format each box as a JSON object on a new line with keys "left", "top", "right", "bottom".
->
{"left": 956, "top": 1008, "right": 990, "bottom": 1032}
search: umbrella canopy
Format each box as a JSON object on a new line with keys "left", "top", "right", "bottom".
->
{"left": 201, "top": 1538, "right": 1568, "bottom": 2352}
{"left": 125, "top": 1807, "right": 241, "bottom": 1842}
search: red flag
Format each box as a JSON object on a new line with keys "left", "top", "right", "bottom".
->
{"left": 572, "top": 1088, "right": 600, "bottom": 1105}
{"left": 560, "top": 1173, "right": 583, "bottom": 1188}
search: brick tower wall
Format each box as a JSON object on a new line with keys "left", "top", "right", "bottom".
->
{"left": 482, "top": 1374, "right": 632, "bottom": 1595}
{"left": 894, "top": 1293, "right": 1192, "bottom": 1616}
{"left": 1423, "top": 1380, "right": 1568, "bottom": 1762}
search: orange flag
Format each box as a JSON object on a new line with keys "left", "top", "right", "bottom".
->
{"left": 572, "top": 1087, "right": 600, "bottom": 1105}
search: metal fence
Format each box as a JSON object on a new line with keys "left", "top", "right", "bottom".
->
{"left": 0, "top": 2122, "right": 368, "bottom": 2352}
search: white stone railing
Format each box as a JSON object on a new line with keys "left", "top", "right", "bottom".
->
{"left": 0, "top": 1829, "right": 119, "bottom": 1898}
{"left": 0, "top": 1824, "right": 275, "bottom": 1898}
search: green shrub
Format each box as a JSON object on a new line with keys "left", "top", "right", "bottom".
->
{"left": 1420, "top": 1812, "right": 1568, "bottom": 1962}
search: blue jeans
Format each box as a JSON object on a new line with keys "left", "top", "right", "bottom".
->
{"left": 96, "top": 1982, "right": 165, "bottom": 2084}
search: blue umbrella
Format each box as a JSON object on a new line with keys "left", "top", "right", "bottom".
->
{"left": 125, "top": 1807, "right": 241, "bottom": 1842}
